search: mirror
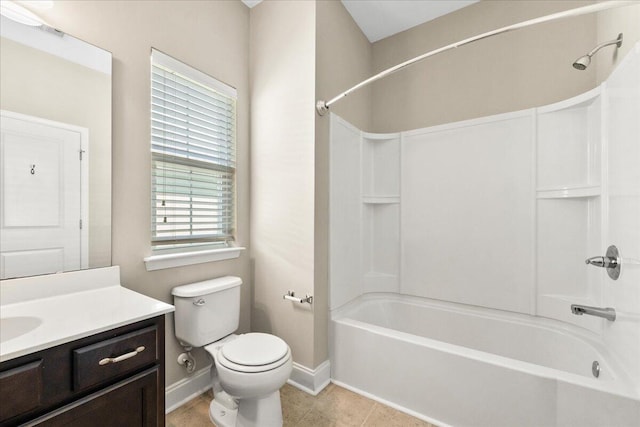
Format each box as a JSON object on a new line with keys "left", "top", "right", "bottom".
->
{"left": 0, "top": 16, "right": 111, "bottom": 279}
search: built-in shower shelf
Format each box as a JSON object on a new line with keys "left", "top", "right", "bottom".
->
{"left": 363, "top": 196, "right": 400, "bottom": 204}
{"left": 364, "top": 271, "right": 397, "bottom": 278}
{"left": 362, "top": 131, "right": 401, "bottom": 140}
{"left": 536, "top": 185, "right": 600, "bottom": 199}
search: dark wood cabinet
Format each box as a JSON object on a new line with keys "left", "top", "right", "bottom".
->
{"left": 27, "top": 367, "right": 158, "bottom": 427}
{"left": 0, "top": 360, "right": 43, "bottom": 421}
{"left": 0, "top": 316, "right": 165, "bottom": 427}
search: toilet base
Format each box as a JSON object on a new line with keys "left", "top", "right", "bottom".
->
{"left": 236, "top": 391, "right": 283, "bottom": 427}
{"left": 210, "top": 399, "right": 237, "bottom": 427}
{"left": 210, "top": 391, "right": 283, "bottom": 427}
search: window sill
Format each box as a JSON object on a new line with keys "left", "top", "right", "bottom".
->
{"left": 143, "top": 247, "right": 245, "bottom": 271}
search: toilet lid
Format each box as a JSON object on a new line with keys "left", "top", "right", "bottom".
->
{"left": 221, "top": 333, "right": 288, "bottom": 366}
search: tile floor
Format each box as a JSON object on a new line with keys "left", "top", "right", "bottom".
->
{"left": 166, "top": 383, "right": 436, "bottom": 427}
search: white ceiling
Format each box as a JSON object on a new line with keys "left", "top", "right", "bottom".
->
{"left": 241, "top": 0, "right": 478, "bottom": 44}
{"left": 341, "top": 0, "right": 479, "bottom": 43}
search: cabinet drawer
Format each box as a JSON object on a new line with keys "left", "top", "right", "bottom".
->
{"left": 73, "top": 326, "right": 157, "bottom": 391}
{"left": 0, "top": 359, "right": 43, "bottom": 422}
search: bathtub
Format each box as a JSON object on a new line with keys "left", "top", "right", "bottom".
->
{"left": 330, "top": 293, "right": 640, "bottom": 427}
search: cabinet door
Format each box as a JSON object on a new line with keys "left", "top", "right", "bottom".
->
{"left": 28, "top": 367, "right": 159, "bottom": 427}
{"left": 0, "top": 360, "right": 43, "bottom": 422}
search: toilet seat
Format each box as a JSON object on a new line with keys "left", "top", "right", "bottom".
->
{"left": 216, "top": 333, "right": 290, "bottom": 373}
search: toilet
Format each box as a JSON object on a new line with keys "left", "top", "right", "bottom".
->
{"left": 172, "top": 276, "right": 292, "bottom": 427}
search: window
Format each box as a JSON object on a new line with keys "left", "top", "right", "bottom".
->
{"left": 150, "top": 49, "right": 236, "bottom": 251}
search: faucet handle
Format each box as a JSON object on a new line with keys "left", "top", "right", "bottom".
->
{"left": 585, "top": 256, "right": 606, "bottom": 267}
{"left": 584, "top": 245, "right": 621, "bottom": 280}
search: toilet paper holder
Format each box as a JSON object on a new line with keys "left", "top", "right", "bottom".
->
{"left": 283, "top": 290, "right": 313, "bottom": 305}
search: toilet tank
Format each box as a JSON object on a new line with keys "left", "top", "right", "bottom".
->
{"left": 172, "top": 276, "right": 242, "bottom": 347}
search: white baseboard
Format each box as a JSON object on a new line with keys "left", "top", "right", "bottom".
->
{"left": 287, "top": 360, "right": 331, "bottom": 396}
{"left": 165, "top": 366, "right": 212, "bottom": 413}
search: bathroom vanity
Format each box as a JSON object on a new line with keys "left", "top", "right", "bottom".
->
{"left": 0, "top": 267, "right": 174, "bottom": 426}
{"left": 0, "top": 13, "right": 176, "bottom": 426}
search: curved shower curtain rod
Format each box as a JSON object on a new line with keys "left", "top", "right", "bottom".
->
{"left": 316, "top": 0, "right": 634, "bottom": 116}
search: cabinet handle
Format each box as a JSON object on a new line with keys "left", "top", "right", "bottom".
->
{"left": 99, "top": 346, "right": 146, "bottom": 366}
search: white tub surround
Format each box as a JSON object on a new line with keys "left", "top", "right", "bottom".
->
{"left": 329, "top": 42, "right": 640, "bottom": 426}
{"left": 0, "top": 266, "right": 175, "bottom": 362}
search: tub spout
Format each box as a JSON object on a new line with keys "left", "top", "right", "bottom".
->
{"left": 571, "top": 304, "right": 616, "bottom": 321}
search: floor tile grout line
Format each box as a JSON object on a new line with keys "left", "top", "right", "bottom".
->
{"left": 360, "top": 402, "right": 379, "bottom": 426}
{"left": 293, "top": 407, "right": 313, "bottom": 427}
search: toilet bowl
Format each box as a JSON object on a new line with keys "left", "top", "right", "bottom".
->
{"left": 205, "top": 333, "right": 292, "bottom": 427}
{"left": 171, "top": 277, "right": 293, "bottom": 427}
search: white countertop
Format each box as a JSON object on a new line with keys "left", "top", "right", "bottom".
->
{"left": 0, "top": 267, "right": 174, "bottom": 363}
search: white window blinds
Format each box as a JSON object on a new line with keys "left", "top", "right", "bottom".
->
{"left": 151, "top": 49, "right": 237, "bottom": 249}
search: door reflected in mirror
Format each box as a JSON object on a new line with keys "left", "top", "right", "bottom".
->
{"left": 0, "top": 16, "right": 111, "bottom": 279}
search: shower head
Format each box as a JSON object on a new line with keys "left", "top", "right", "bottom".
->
{"left": 572, "top": 33, "right": 623, "bottom": 70}
{"left": 572, "top": 55, "right": 591, "bottom": 70}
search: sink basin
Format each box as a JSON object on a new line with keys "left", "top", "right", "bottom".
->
{"left": 0, "top": 316, "right": 42, "bottom": 342}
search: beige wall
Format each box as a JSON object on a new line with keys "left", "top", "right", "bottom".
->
{"left": 249, "top": 0, "right": 373, "bottom": 371}
{"left": 314, "top": 0, "right": 372, "bottom": 367}
{"left": 250, "top": 0, "right": 373, "bottom": 370}
{"left": 370, "top": 1, "right": 600, "bottom": 133}
{"left": 32, "top": 0, "right": 251, "bottom": 386}
{"left": 250, "top": 0, "right": 317, "bottom": 368}
{"left": 596, "top": 4, "right": 640, "bottom": 84}
{"left": 0, "top": 36, "right": 111, "bottom": 269}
